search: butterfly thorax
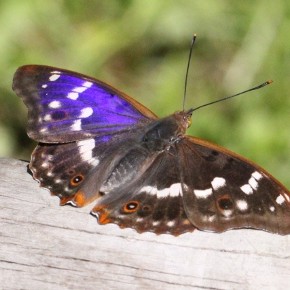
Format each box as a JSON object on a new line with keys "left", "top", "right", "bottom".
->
{"left": 141, "top": 111, "right": 192, "bottom": 152}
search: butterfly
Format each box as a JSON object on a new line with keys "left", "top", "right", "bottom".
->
{"left": 13, "top": 65, "right": 290, "bottom": 236}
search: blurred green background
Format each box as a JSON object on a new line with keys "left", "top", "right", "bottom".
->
{"left": 0, "top": 0, "right": 289, "bottom": 187}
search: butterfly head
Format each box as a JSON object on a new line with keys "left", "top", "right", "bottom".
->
{"left": 174, "top": 110, "right": 193, "bottom": 134}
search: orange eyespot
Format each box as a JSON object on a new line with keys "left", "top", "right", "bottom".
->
{"left": 123, "top": 201, "right": 140, "bottom": 213}
{"left": 70, "top": 174, "right": 84, "bottom": 186}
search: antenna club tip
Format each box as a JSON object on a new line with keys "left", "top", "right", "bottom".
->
{"left": 192, "top": 34, "right": 197, "bottom": 42}
{"left": 267, "top": 80, "right": 273, "bottom": 84}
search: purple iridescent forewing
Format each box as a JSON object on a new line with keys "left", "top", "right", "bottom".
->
{"left": 13, "top": 65, "right": 157, "bottom": 206}
{"left": 13, "top": 65, "right": 157, "bottom": 143}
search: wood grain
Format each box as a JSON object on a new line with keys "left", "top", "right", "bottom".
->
{"left": 0, "top": 158, "right": 289, "bottom": 290}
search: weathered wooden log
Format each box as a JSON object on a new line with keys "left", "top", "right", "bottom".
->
{"left": 0, "top": 158, "right": 289, "bottom": 289}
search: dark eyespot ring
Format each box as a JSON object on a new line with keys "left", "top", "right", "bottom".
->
{"left": 142, "top": 205, "right": 152, "bottom": 212}
{"left": 70, "top": 174, "right": 84, "bottom": 186}
{"left": 217, "top": 195, "right": 234, "bottom": 210}
{"left": 123, "top": 201, "right": 140, "bottom": 213}
{"left": 67, "top": 169, "right": 76, "bottom": 175}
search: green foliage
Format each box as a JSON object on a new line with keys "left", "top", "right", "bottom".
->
{"left": 0, "top": 0, "right": 289, "bottom": 187}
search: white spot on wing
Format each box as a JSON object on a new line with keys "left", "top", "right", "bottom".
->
{"left": 276, "top": 194, "right": 285, "bottom": 205}
{"left": 236, "top": 200, "right": 248, "bottom": 211}
{"left": 193, "top": 188, "right": 213, "bottom": 198}
{"left": 66, "top": 82, "right": 92, "bottom": 100}
{"left": 90, "top": 159, "right": 100, "bottom": 166}
{"left": 79, "top": 107, "right": 93, "bottom": 118}
{"left": 249, "top": 176, "right": 258, "bottom": 190}
{"left": 207, "top": 215, "right": 216, "bottom": 222}
{"left": 73, "top": 86, "right": 87, "bottom": 93}
{"left": 152, "top": 221, "right": 160, "bottom": 226}
{"left": 40, "top": 127, "right": 48, "bottom": 133}
{"left": 48, "top": 100, "right": 61, "bottom": 109}
{"left": 241, "top": 171, "right": 264, "bottom": 195}
{"left": 269, "top": 206, "right": 275, "bottom": 212}
{"left": 42, "top": 84, "right": 48, "bottom": 88}
{"left": 140, "top": 183, "right": 183, "bottom": 198}
{"left": 43, "top": 114, "right": 52, "bottom": 121}
{"left": 83, "top": 81, "right": 93, "bottom": 88}
{"left": 200, "top": 215, "right": 216, "bottom": 222}
{"left": 78, "top": 138, "right": 95, "bottom": 152}
{"left": 67, "top": 92, "right": 79, "bottom": 100}
{"left": 211, "top": 177, "right": 226, "bottom": 190}
{"left": 46, "top": 171, "right": 54, "bottom": 177}
{"left": 166, "top": 221, "right": 175, "bottom": 227}
{"left": 240, "top": 184, "right": 253, "bottom": 195}
{"left": 77, "top": 138, "right": 99, "bottom": 166}
{"left": 71, "top": 119, "right": 82, "bottom": 131}
{"left": 166, "top": 183, "right": 182, "bottom": 197}
{"left": 41, "top": 162, "right": 49, "bottom": 168}
{"left": 221, "top": 209, "right": 233, "bottom": 218}
{"left": 140, "top": 186, "right": 157, "bottom": 195}
{"left": 252, "top": 171, "right": 263, "bottom": 180}
{"left": 49, "top": 74, "right": 60, "bottom": 81}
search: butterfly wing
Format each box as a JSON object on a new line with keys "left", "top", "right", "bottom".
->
{"left": 13, "top": 65, "right": 158, "bottom": 205}
{"left": 30, "top": 136, "right": 141, "bottom": 206}
{"left": 91, "top": 132, "right": 290, "bottom": 235}
{"left": 13, "top": 65, "right": 157, "bottom": 143}
{"left": 179, "top": 136, "right": 290, "bottom": 235}
{"left": 92, "top": 149, "right": 195, "bottom": 236}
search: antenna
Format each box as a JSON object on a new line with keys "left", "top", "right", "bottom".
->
{"left": 187, "top": 80, "right": 273, "bottom": 114}
{"left": 183, "top": 34, "right": 197, "bottom": 111}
